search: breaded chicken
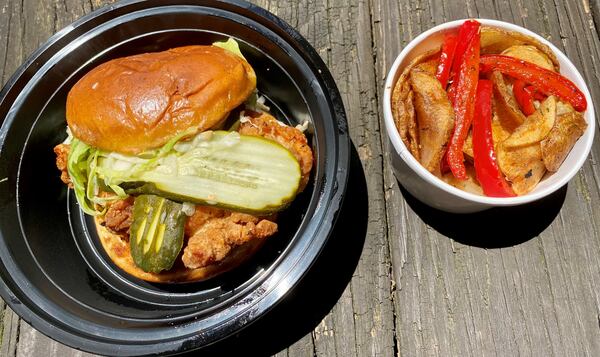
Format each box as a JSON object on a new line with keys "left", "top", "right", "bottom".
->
{"left": 184, "top": 206, "right": 229, "bottom": 237}
{"left": 238, "top": 111, "right": 313, "bottom": 192}
{"left": 99, "top": 201, "right": 278, "bottom": 269}
{"left": 54, "top": 144, "right": 72, "bottom": 187}
{"left": 182, "top": 210, "right": 277, "bottom": 269}
{"left": 103, "top": 196, "right": 134, "bottom": 235}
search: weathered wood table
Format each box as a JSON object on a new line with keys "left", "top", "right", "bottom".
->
{"left": 1, "top": 0, "right": 600, "bottom": 355}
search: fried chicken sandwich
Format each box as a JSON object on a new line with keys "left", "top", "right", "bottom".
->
{"left": 54, "top": 39, "right": 313, "bottom": 283}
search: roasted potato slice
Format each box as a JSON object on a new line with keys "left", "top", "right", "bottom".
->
{"left": 415, "top": 58, "right": 439, "bottom": 76}
{"left": 391, "top": 50, "right": 440, "bottom": 159}
{"left": 392, "top": 84, "right": 419, "bottom": 159}
{"left": 541, "top": 111, "right": 587, "bottom": 171}
{"left": 501, "top": 45, "right": 555, "bottom": 71}
{"left": 442, "top": 164, "right": 483, "bottom": 195}
{"left": 497, "top": 142, "right": 546, "bottom": 195}
{"left": 556, "top": 101, "right": 575, "bottom": 116}
{"left": 491, "top": 71, "right": 526, "bottom": 132}
{"left": 504, "top": 96, "right": 556, "bottom": 148}
{"left": 409, "top": 67, "right": 455, "bottom": 174}
{"left": 463, "top": 130, "right": 474, "bottom": 159}
{"left": 491, "top": 112, "right": 512, "bottom": 145}
{"left": 496, "top": 96, "right": 556, "bottom": 194}
{"left": 480, "top": 26, "right": 560, "bottom": 71}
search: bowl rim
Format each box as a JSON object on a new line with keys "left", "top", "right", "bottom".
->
{"left": 383, "top": 18, "right": 596, "bottom": 206}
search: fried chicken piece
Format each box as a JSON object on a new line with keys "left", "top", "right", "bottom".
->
{"left": 184, "top": 206, "right": 228, "bottom": 237}
{"left": 54, "top": 144, "right": 73, "bottom": 188}
{"left": 103, "top": 197, "right": 135, "bottom": 235}
{"left": 182, "top": 211, "right": 277, "bottom": 269}
{"left": 238, "top": 111, "right": 313, "bottom": 192}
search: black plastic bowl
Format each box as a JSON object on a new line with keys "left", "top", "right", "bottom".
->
{"left": 0, "top": 1, "right": 349, "bottom": 355}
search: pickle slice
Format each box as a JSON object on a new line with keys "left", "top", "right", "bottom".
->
{"left": 122, "top": 131, "right": 302, "bottom": 214}
{"left": 130, "top": 195, "right": 186, "bottom": 273}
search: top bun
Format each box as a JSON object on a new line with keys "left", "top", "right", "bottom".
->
{"left": 66, "top": 45, "right": 256, "bottom": 154}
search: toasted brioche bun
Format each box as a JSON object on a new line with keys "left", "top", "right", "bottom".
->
{"left": 66, "top": 45, "right": 256, "bottom": 155}
{"left": 94, "top": 218, "right": 266, "bottom": 283}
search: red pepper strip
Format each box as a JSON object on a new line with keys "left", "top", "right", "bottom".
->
{"left": 435, "top": 33, "right": 458, "bottom": 88}
{"left": 526, "top": 85, "right": 547, "bottom": 101}
{"left": 513, "top": 80, "right": 536, "bottom": 116}
{"left": 447, "top": 27, "right": 480, "bottom": 180}
{"left": 450, "top": 20, "right": 481, "bottom": 79}
{"left": 440, "top": 150, "right": 451, "bottom": 174}
{"left": 447, "top": 82, "right": 457, "bottom": 105}
{"left": 472, "top": 80, "right": 515, "bottom": 197}
{"left": 444, "top": 21, "right": 480, "bottom": 101}
{"left": 480, "top": 55, "right": 587, "bottom": 112}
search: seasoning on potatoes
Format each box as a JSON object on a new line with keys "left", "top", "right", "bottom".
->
{"left": 480, "top": 26, "right": 560, "bottom": 71}
{"left": 391, "top": 19, "right": 588, "bottom": 197}
{"left": 541, "top": 111, "right": 587, "bottom": 172}
{"left": 391, "top": 50, "right": 441, "bottom": 160}
{"left": 409, "top": 68, "right": 454, "bottom": 174}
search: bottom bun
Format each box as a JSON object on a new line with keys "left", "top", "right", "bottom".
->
{"left": 94, "top": 218, "right": 266, "bottom": 283}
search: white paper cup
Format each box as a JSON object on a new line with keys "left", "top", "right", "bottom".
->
{"left": 383, "top": 19, "right": 595, "bottom": 213}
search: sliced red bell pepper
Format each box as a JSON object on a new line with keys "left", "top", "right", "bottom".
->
{"left": 526, "top": 85, "right": 548, "bottom": 101}
{"left": 472, "top": 80, "right": 515, "bottom": 197}
{"left": 436, "top": 33, "right": 458, "bottom": 88}
{"left": 440, "top": 150, "right": 451, "bottom": 174}
{"left": 445, "top": 20, "right": 480, "bottom": 100}
{"left": 447, "top": 83, "right": 457, "bottom": 105}
{"left": 513, "top": 79, "right": 536, "bottom": 116}
{"left": 480, "top": 55, "right": 587, "bottom": 112}
{"left": 447, "top": 26, "right": 480, "bottom": 180}
{"left": 450, "top": 20, "right": 481, "bottom": 78}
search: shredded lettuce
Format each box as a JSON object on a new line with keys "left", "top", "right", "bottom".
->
{"left": 212, "top": 38, "right": 246, "bottom": 60}
{"left": 67, "top": 128, "right": 216, "bottom": 215}
{"left": 66, "top": 139, "right": 120, "bottom": 216}
{"left": 67, "top": 138, "right": 129, "bottom": 215}
{"left": 244, "top": 90, "right": 271, "bottom": 113}
{"left": 67, "top": 139, "right": 95, "bottom": 215}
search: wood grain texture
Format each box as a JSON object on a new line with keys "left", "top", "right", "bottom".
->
{"left": 17, "top": 322, "right": 94, "bottom": 357}
{"left": 252, "top": 0, "right": 396, "bottom": 355}
{"left": 0, "top": 0, "right": 599, "bottom": 356}
{"left": 1, "top": 302, "right": 19, "bottom": 357}
{"left": 372, "top": 0, "right": 600, "bottom": 356}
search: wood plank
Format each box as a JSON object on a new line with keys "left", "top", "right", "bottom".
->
{"left": 251, "top": 0, "right": 395, "bottom": 355}
{"left": 0, "top": 1, "right": 23, "bottom": 356}
{"left": 1, "top": 302, "right": 19, "bottom": 357}
{"left": 1, "top": 0, "right": 25, "bottom": 85}
{"left": 372, "top": 0, "right": 600, "bottom": 356}
{"left": 16, "top": 322, "right": 93, "bottom": 357}
{"left": 520, "top": 0, "right": 600, "bottom": 355}
{"left": 315, "top": 0, "right": 397, "bottom": 353}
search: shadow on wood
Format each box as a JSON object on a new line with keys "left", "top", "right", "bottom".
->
{"left": 400, "top": 183, "right": 567, "bottom": 248}
{"left": 194, "top": 143, "right": 368, "bottom": 356}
